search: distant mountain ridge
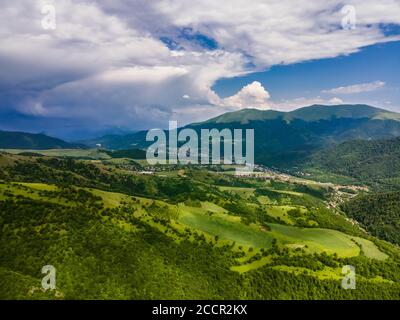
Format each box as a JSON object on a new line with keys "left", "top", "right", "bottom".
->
{"left": 190, "top": 104, "right": 400, "bottom": 167}
{"left": 0, "top": 130, "right": 87, "bottom": 150}
{"left": 81, "top": 104, "right": 400, "bottom": 168}
{"left": 198, "top": 104, "right": 400, "bottom": 124}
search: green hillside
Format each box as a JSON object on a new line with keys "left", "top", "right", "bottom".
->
{"left": 302, "top": 137, "right": 400, "bottom": 190}
{"left": 0, "top": 152, "right": 399, "bottom": 299}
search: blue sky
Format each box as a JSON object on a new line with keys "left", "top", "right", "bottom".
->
{"left": 214, "top": 40, "right": 400, "bottom": 110}
{"left": 1, "top": 1, "right": 400, "bottom": 139}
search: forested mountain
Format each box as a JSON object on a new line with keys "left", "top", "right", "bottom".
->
{"left": 83, "top": 105, "right": 400, "bottom": 168}
{"left": 341, "top": 192, "right": 400, "bottom": 246}
{"left": 0, "top": 131, "right": 87, "bottom": 150}
{"left": 200, "top": 104, "right": 400, "bottom": 124}
{"left": 303, "top": 137, "right": 400, "bottom": 190}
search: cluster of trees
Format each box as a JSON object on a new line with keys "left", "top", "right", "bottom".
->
{"left": 269, "top": 252, "right": 339, "bottom": 271}
{"left": 247, "top": 267, "right": 400, "bottom": 300}
{"left": 222, "top": 201, "right": 280, "bottom": 225}
{"left": 147, "top": 202, "right": 178, "bottom": 223}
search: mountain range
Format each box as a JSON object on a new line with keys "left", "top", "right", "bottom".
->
{"left": 2, "top": 104, "right": 400, "bottom": 171}
{"left": 0, "top": 131, "right": 86, "bottom": 150}
{"left": 80, "top": 104, "right": 400, "bottom": 167}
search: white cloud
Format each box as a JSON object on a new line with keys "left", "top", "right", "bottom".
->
{"left": 329, "top": 97, "right": 344, "bottom": 104}
{"left": 153, "top": 0, "right": 400, "bottom": 66}
{"left": 221, "top": 81, "right": 271, "bottom": 109}
{"left": 322, "top": 81, "right": 386, "bottom": 94}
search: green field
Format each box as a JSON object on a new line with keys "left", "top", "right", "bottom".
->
{"left": 179, "top": 207, "right": 275, "bottom": 248}
{"left": 269, "top": 223, "right": 360, "bottom": 257}
{"left": 351, "top": 237, "right": 388, "bottom": 260}
{"left": 177, "top": 202, "right": 385, "bottom": 259}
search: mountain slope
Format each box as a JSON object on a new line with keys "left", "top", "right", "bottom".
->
{"left": 200, "top": 104, "right": 400, "bottom": 124}
{"left": 341, "top": 191, "right": 400, "bottom": 246}
{"left": 303, "top": 137, "right": 400, "bottom": 189}
{"left": 0, "top": 130, "right": 87, "bottom": 150}
{"left": 191, "top": 104, "right": 400, "bottom": 167}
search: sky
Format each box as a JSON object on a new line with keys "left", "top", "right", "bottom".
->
{"left": 0, "top": 0, "right": 399, "bottom": 139}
